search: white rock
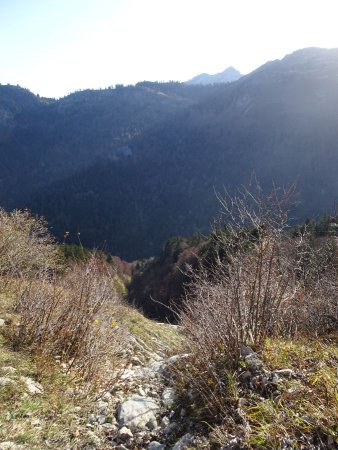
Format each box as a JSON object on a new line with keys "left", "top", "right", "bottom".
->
{"left": 148, "top": 442, "right": 165, "bottom": 450}
{"left": 131, "top": 356, "right": 143, "bottom": 366}
{"left": 31, "top": 418, "right": 41, "bottom": 426}
{"left": 97, "top": 415, "right": 107, "bottom": 424}
{"left": 0, "top": 377, "right": 15, "bottom": 386}
{"left": 96, "top": 400, "right": 108, "bottom": 414}
{"left": 0, "top": 318, "right": 5, "bottom": 327}
{"left": 162, "top": 387, "right": 176, "bottom": 409}
{"left": 118, "top": 426, "right": 133, "bottom": 440}
{"left": 120, "top": 368, "right": 136, "bottom": 380}
{"left": 161, "top": 416, "right": 170, "bottom": 428}
{"left": 274, "top": 368, "right": 295, "bottom": 378}
{"left": 173, "top": 433, "right": 193, "bottom": 450}
{"left": 101, "top": 391, "right": 112, "bottom": 402}
{"left": 138, "top": 387, "right": 146, "bottom": 396}
{"left": 20, "top": 376, "right": 44, "bottom": 394}
{"left": 118, "top": 395, "right": 160, "bottom": 431}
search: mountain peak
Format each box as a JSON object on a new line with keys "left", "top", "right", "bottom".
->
{"left": 186, "top": 66, "right": 242, "bottom": 85}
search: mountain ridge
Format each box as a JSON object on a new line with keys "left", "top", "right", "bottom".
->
{"left": 186, "top": 66, "right": 242, "bottom": 85}
{"left": 0, "top": 47, "right": 337, "bottom": 260}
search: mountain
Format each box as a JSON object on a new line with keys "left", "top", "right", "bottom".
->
{"left": 0, "top": 48, "right": 338, "bottom": 260}
{"left": 186, "top": 66, "right": 242, "bottom": 85}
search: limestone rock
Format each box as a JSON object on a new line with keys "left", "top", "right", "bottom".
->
{"left": 160, "top": 416, "right": 170, "bottom": 428}
{"left": 162, "top": 386, "right": 176, "bottom": 409}
{"left": 118, "top": 426, "right": 133, "bottom": 441}
{"left": 118, "top": 395, "right": 160, "bottom": 431}
{"left": 20, "top": 376, "right": 44, "bottom": 394}
{"left": 274, "top": 368, "right": 295, "bottom": 379}
{"left": 148, "top": 441, "right": 165, "bottom": 450}
{"left": 0, "top": 377, "right": 15, "bottom": 387}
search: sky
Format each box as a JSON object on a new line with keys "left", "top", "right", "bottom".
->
{"left": 1, "top": 0, "right": 338, "bottom": 98}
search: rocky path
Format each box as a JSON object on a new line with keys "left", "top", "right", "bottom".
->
{"left": 84, "top": 326, "right": 192, "bottom": 450}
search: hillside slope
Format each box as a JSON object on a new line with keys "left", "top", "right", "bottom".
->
{"left": 1, "top": 48, "right": 338, "bottom": 259}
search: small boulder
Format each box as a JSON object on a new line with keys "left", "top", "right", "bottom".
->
{"left": 131, "top": 356, "right": 143, "bottom": 366}
{"left": 148, "top": 442, "right": 165, "bottom": 450}
{"left": 20, "top": 376, "right": 44, "bottom": 394}
{"left": 274, "top": 368, "right": 295, "bottom": 379}
{"left": 96, "top": 400, "right": 108, "bottom": 414}
{"left": 0, "top": 318, "right": 6, "bottom": 327}
{"left": 118, "top": 395, "right": 160, "bottom": 431}
{"left": 160, "top": 416, "right": 170, "bottom": 428}
{"left": 118, "top": 426, "right": 133, "bottom": 441}
{"left": 100, "top": 391, "right": 112, "bottom": 402}
{"left": 162, "top": 387, "right": 176, "bottom": 409}
{"left": 0, "top": 377, "right": 15, "bottom": 387}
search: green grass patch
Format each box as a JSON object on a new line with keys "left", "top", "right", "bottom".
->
{"left": 243, "top": 335, "right": 338, "bottom": 449}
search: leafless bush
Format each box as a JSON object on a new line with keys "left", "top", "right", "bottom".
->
{"left": 177, "top": 183, "right": 337, "bottom": 419}
{"left": 13, "top": 256, "right": 126, "bottom": 381}
{"left": 0, "top": 208, "right": 61, "bottom": 283}
{"left": 176, "top": 183, "right": 301, "bottom": 417}
{"left": 284, "top": 231, "right": 338, "bottom": 335}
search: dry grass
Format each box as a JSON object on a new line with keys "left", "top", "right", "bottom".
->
{"left": 175, "top": 183, "right": 337, "bottom": 441}
{"left": 121, "top": 305, "right": 184, "bottom": 360}
{"left": 242, "top": 336, "right": 338, "bottom": 449}
{"left": 10, "top": 256, "right": 127, "bottom": 382}
{"left": 0, "top": 289, "right": 111, "bottom": 449}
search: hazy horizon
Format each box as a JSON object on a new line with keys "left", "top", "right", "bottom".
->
{"left": 1, "top": 0, "right": 338, "bottom": 98}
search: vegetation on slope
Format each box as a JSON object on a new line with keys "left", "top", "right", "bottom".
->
{"left": 0, "top": 187, "right": 337, "bottom": 448}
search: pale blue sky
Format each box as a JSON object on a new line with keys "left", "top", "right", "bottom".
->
{"left": 1, "top": 0, "right": 338, "bottom": 98}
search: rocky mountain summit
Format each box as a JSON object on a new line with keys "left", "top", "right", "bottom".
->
{"left": 186, "top": 67, "right": 242, "bottom": 85}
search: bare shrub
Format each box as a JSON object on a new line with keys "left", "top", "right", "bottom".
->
{"left": 13, "top": 256, "right": 126, "bottom": 381}
{"left": 0, "top": 208, "right": 61, "bottom": 282}
{"left": 176, "top": 183, "right": 299, "bottom": 418}
{"left": 176, "top": 183, "right": 337, "bottom": 420}
{"left": 285, "top": 231, "right": 338, "bottom": 335}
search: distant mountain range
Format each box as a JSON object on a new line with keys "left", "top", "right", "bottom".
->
{"left": 186, "top": 66, "right": 242, "bottom": 85}
{"left": 0, "top": 47, "right": 337, "bottom": 260}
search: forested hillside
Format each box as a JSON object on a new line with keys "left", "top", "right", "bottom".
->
{"left": 1, "top": 47, "right": 338, "bottom": 260}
